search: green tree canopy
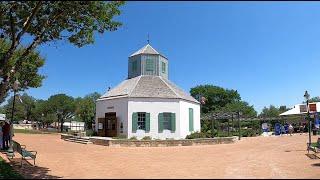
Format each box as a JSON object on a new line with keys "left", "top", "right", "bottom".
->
{"left": 309, "top": 96, "right": 320, "bottom": 103}
{"left": 259, "top": 105, "right": 288, "bottom": 118}
{"left": 0, "top": 40, "right": 45, "bottom": 103}
{"left": 32, "top": 99, "right": 57, "bottom": 127}
{"left": 4, "top": 93, "right": 36, "bottom": 121}
{"left": 190, "top": 85, "right": 241, "bottom": 113}
{"left": 222, "top": 101, "right": 257, "bottom": 117}
{"left": 75, "top": 92, "right": 101, "bottom": 129}
{"left": 47, "top": 94, "right": 75, "bottom": 132}
{"left": 0, "top": 1, "right": 125, "bottom": 103}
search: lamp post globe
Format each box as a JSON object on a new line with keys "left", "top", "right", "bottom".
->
{"left": 304, "top": 91, "right": 310, "bottom": 101}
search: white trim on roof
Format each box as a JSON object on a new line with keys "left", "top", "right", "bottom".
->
{"left": 130, "top": 44, "right": 160, "bottom": 57}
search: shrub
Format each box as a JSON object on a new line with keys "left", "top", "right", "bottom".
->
{"left": 85, "top": 129, "right": 94, "bottom": 136}
{"left": 185, "top": 131, "right": 209, "bottom": 139}
{"left": 92, "top": 131, "right": 98, "bottom": 136}
{"left": 113, "top": 134, "right": 127, "bottom": 139}
{"left": 141, "top": 136, "right": 152, "bottom": 140}
{"left": 129, "top": 136, "right": 137, "bottom": 140}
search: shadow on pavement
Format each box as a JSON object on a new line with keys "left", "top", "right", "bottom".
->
{"left": 284, "top": 149, "right": 306, "bottom": 152}
{"left": 305, "top": 154, "right": 320, "bottom": 160}
{"left": 311, "top": 163, "right": 320, "bottom": 167}
{"left": 8, "top": 157, "right": 62, "bottom": 179}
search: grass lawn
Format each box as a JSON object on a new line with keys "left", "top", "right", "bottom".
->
{"left": 14, "top": 129, "right": 59, "bottom": 134}
{"left": 0, "top": 156, "right": 24, "bottom": 179}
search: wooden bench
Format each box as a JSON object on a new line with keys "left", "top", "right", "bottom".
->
{"left": 7, "top": 140, "right": 37, "bottom": 166}
{"left": 307, "top": 138, "right": 320, "bottom": 154}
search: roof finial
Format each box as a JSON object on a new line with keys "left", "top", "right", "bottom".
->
{"left": 147, "top": 33, "right": 150, "bottom": 44}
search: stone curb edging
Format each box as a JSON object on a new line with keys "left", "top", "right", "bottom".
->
{"left": 61, "top": 134, "right": 238, "bottom": 147}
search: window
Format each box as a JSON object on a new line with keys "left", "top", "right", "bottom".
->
{"left": 137, "top": 112, "right": 146, "bottom": 130}
{"left": 163, "top": 113, "right": 172, "bottom": 130}
{"left": 161, "top": 62, "right": 166, "bottom": 73}
{"left": 132, "top": 60, "right": 137, "bottom": 72}
{"left": 146, "top": 59, "right": 154, "bottom": 71}
{"left": 158, "top": 113, "right": 176, "bottom": 133}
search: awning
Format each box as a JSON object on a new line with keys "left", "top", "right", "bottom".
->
{"left": 280, "top": 102, "right": 320, "bottom": 116}
{"left": 279, "top": 108, "right": 304, "bottom": 116}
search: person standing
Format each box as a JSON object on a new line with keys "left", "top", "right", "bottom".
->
{"left": 0, "top": 122, "right": 3, "bottom": 150}
{"left": 288, "top": 124, "right": 294, "bottom": 136}
{"left": 3, "top": 121, "right": 10, "bottom": 150}
{"left": 280, "top": 124, "right": 285, "bottom": 136}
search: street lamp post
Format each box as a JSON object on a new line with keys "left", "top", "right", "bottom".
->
{"left": 238, "top": 111, "right": 242, "bottom": 140}
{"left": 9, "top": 79, "right": 20, "bottom": 149}
{"left": 304, "top": 91, "right": 312, "bottom": 153}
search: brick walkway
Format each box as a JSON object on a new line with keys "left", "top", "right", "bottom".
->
{"left": 2, "top": 133, "right": 320, "bottom": 178}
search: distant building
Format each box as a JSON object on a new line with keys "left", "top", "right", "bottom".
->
{"left": 0, "top": 114, "right": 5, "bottom": 121}
{"left": 95, "top": 43, "right": 200, "bottom": 139}
{"left": 63, "top": 121, "right": 85, "bottom": 131}
{"left": 280, "top": 102, "right": 320, "bottom": 116}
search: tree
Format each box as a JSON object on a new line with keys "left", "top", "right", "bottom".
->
{"left": 0, "top": 40, "right": 45, "bottom": 103}
{"left": 32, "top": 99, "right": 57, "bottom": 128}
{"left": 0, "top": 106, "right": 4, "bottom": 114}
{"left": 19, "top": 93, "right": 36, "bottom": 121}
{"left": 3, "top": 93, "right": 37, "bottom": 122}
{"left": 279, "top": 105, "right": 289, "bottom": 113}
{"left": 259, "top": 105, "right": 282, "bottom": 118}
{"left": 75, "top": 92, "right": 101, "bottom": 129}
{"left": 190, "top": 85, "right": 241, "bottom": 113}
{"left": 309, "top": 96, "right": 320, "bottom": 103}
{"left": 0, "top": 1, "right": 125, "bottom": 103}
{"left": 223, "top": 101, "right": 257, "bottom": 117}
{"left": 47, "top": 94, "right": 75, "bottom": 132}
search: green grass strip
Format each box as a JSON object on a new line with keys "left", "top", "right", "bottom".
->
{"left": 0, "top": 156, "right": 24, "bottom": 179}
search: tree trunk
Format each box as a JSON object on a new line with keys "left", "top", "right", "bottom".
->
{"left": 0, "top": 81, "right": 10, "bottom": 104}
{"left": 60, "top": 118, "right": 64, "bottom": 132}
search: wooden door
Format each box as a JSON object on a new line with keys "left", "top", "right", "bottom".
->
{"left": 97, "top": 118, "right": 106, "bottom": 137}
{"left": 105, "top": 112, "right": 117, "bottom": 137}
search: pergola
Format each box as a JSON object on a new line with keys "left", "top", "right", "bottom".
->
{"left": 201, "top": 111, "right": 303, "bottom": 140}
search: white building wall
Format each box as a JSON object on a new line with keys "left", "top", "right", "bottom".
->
{"left": 95, "top": 98, "right": 128, "bottom": 136}
{"left": 179, "top": 100, "right": 201, "bottom": 138}
{"left": 128, "top": 98, "right": 182, "bottom": 140}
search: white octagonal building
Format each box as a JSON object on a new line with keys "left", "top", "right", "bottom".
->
{"left": 95, "top": 44, "right": 200, "bottom": 139}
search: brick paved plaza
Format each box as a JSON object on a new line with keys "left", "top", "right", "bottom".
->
{"left": 2, "top": 133, "right": 319, "bottom": 179}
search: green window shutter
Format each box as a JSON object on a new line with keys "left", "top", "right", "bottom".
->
{"left": 158, "top": 113, "right": 164, "bottom": 133}
{"left": 132, "top": 113, "right": 138, "bottom": 133}
{"left": 171, "top": 113, "right": 176, "bottom": 133}
{"left": 145, "top": 113, "right": 150, "bottom": 132}
{"left": 189, "top": 108, "right": 194, "bottom": 132}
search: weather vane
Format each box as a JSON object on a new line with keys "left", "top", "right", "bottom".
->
{"left": 147, "top": 33, "right": 150, "bottom": 44}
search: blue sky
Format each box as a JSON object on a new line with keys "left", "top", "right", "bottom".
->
{"left": 20, "top": 2, "right": 320, "bottom": 113}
